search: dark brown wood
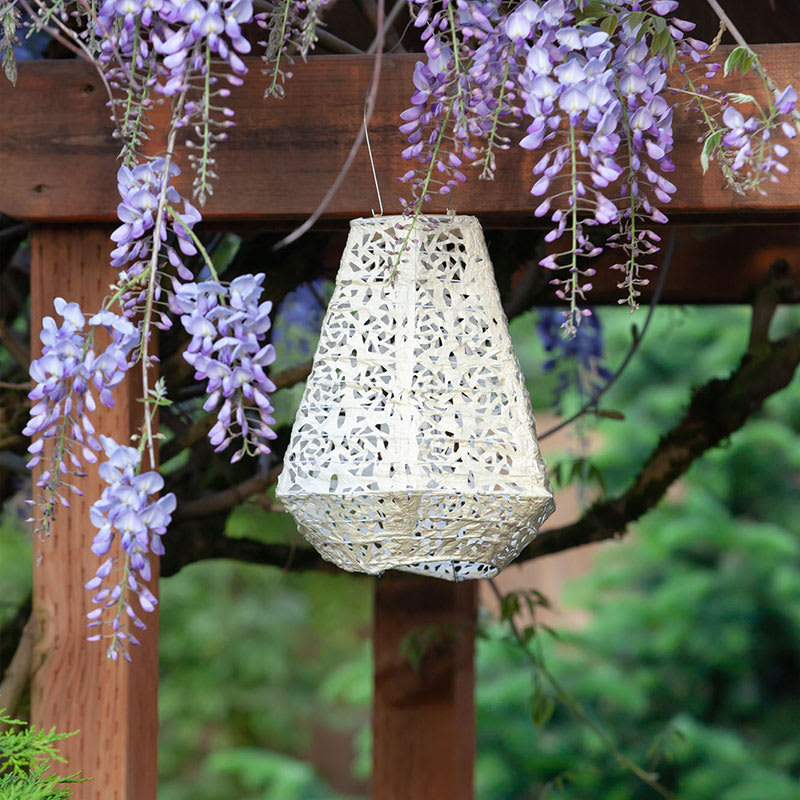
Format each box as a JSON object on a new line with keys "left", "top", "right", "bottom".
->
{"left": 533, "top": 224, "right": 800, "bottom": 305}
{"left": 372, "top": 575, "right": 476, "bottom": 800}
{"left": 681, "top": 0, "right": 800, "bottom": 45}
{"left": 2, "top": 46, "right": 799, "bottom": 224}
{"left": 30, "top": 226, "right": 159, "bottom": 800}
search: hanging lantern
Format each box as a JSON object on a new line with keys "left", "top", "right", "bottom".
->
{"left": 276, "top": 215, "right": 555, "bottom": 580}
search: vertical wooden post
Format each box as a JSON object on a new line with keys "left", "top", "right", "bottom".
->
{"left": 372, "top": 575, "right": 476, "bottom": 800}
{"left": 30, "top": 226, "right": 159, "bottom": 800}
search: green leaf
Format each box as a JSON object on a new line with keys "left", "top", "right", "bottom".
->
{"left": 727, "top": 92, "right": 756, "bottom": 105}
{"left": 1, "top": 4, "right": 20, "bottom": 85}
{"left": 530, "top": 690, "right": 556, "bottom": 727}
{"left": 700, "top": 130, "right": 723, "bottom": 174}
{"left": 650, "top": 27, "right": 671, "bottom": 58}
{"left": 500, "top": 592, "right": 521, "bottom": 622}
{"left": 600, "top": 13, "right": 618, "bottom": 37}
{"left": 724, "top": 46, "right": 755, "bottom": 77}
{"left": 626, "top": 11, "right": 646, "bottom": 29}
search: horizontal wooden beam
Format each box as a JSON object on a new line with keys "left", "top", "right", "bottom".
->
{"left": 1, "top": 46, "right": 799, "bottom": 224}
{"left": 532, "top": 224, "right": 800, "bottom": 305}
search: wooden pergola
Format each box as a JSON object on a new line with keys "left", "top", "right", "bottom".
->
{"left": 1, "top": 30, "right": 799, "bottom": 800}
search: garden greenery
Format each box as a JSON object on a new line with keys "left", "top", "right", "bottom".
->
{"left": 0, "top": 710, "right": 83, "bottom": 798}
{"left": 0, "top": 0, "right": 796, "bottom": 662}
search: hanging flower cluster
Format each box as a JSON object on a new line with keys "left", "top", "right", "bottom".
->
{"left": 172, "top": 274, "right": 278, "bottom": 461}
{"left": 8, "top": 0, "right": 309, "bottom": 658}
{"left": 23, "top": 300, "right": 140, "bottom": 535}
{"left": 5, "top": 0, "right": 798, "bottom": 661}
{"left": 537, "top": 306, "right": 611, "bottom": 409}
{"left": 399, "top": 0, "right": 798, "bottom": 334}
{"left": 111, "top": 159, "right": 202, "bottom": 319}
{"left": 86, "top": 436, "right": 176, "bottom": 662}
{"left": 92, "top": 0, "right": 254, "bottom": 193}
{"left": 256, "top": 0, "right": 331, "bottom": 98}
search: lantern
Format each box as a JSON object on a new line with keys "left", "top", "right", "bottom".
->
{"left": 276, "top": 215, "right": 555, "bottom": 580}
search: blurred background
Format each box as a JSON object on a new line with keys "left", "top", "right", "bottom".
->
{"left": 2, "top": 227, "right": 798, "bottom": 799}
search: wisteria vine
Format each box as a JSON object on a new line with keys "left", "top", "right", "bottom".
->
{"left": 2, "top": 0, "right": 797, "bottom": 661}
{"left": 397, "top": 0, "right": 798, "bottom": 334}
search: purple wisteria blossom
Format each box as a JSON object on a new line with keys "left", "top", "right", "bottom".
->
{"left": 111, "top": 158, "right": 202, "bottom": 324}
{"left": 511, "top": 1, "right": 688, "bottom": 329}
{"left": 24, "top": 299, "right": 139, "bottom": 533}
{"left": 172, "top": 274, "right": 278, "bottom": 461}
{"left": 86, "top": 436, "right": 176, "bottom": 662}
{"left": 398, "top": 0, "right": 719, "bottom": 334}
{"left": 537, "top": 307, "right": 611, "bottom": 410}
{"left": 94, "top": 0, "right": 255, "bottom": 200}
{"left": 713, "top": 84, "right": 798, "bottom": 192}
{"left": 257, "top": 0, "right": 330, "bottom": 99}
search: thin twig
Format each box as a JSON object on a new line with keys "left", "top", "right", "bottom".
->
{"left": 139, "top": 86, "right": 190, "bottom": 469}
{"left": 19, "top": 0, "right": 85, "bottom": 59}
{"left": 22, "top": 0, "right": 122, "bottom": 133}
{"left": 367, "top": 0, "right": 406, "bottom": 54}
{"left": 487, "top": 580, "right": 675, "bottom": 800}
{"left": 274, "top": 0, "right": 386, "bottom": 248}
{"left": 704, "top": 0, "right": 800, "bottom": 126}
{"left": 541, "top": 230, "right": 676, "bottom": 441}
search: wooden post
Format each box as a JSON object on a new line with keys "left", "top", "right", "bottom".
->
{"left": 372, "top": 575, "right": 477, "bottom": 800}
{"left": 30, "top": 226, "right": 159, "bottom": 800}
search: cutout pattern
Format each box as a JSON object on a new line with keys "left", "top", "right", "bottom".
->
{"left": 277, "top": 216, "right": 555, "bottom": 580}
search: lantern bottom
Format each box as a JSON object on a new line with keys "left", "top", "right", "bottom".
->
{"left": 283, "top": 489, "right": 556, "bottom": 581}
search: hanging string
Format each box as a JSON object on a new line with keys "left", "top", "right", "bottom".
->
{"left": 274, "top": 0, "right": 386, "bottom": 249}
{"left": 364, "top": 71, "right": 384, "bottom": 217}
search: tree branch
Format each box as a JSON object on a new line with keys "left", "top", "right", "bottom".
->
{"left": 160, "top": 511, "right": 340, "bottom": 576}
{"left": 160, "top": 266, "right": 799, "bottom": 576}
{"left": 519, "top": 274, "right": 799, "bottom": 562}
{"left": 161, "top": 359, "right": 312, "bottom": 463}
{"left": 0, "top": 595, "right": 32, "bottom": 712}
{"left": 174, "top": 465, "right": 282, "bottom": 519}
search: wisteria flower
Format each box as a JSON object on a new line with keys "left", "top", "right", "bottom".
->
{"left": 86, "top": 436, "right": 176, "bottom": 662}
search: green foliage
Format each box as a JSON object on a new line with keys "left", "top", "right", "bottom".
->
{"left": 474, "top": 304, "right": 800, "bottom": 799}
{"left": 0, "top": 712, "right": 83, "bottom": 799}
{"left": 157, "top": 553, "right": 370, "bottom": 800}
{"left": 207, "top": 748, "right": 358, "bottom": 800}
{"left": 0, "top": 515, "right": 30, "bottom": 631}
{"left": 724, "top": 46, "right": 757, "bottom": 78}
{"left": 2, "top": 303, "right": 797, "bottom": 798}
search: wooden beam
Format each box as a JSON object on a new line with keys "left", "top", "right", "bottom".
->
{"left": 372, "top": 576, "right": 476, "bottom": 800}
{"left": 2, "top": 46, "right": 799, "bottom": 224}
{"left": 527, "top": 224, "right": 800, "bottom": 305}
{"left": 30, "top": 226, "right": 159, "bottom": 800}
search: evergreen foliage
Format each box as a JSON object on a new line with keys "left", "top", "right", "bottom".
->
{"left": 0, "top": 712, "right": 82, "bottom": 800}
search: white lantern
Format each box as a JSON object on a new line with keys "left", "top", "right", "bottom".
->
{"left": 276, "top": 215, "right": 554, "bottom": 580}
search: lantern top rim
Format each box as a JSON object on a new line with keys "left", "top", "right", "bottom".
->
{"left": 349, "top": 214, "right": 479, "bottom": 228}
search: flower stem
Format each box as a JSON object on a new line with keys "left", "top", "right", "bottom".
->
{"left": 704, "top": 0, "right": 800, "bottom": 127}
{"left": 140, "top": 85, "right": 190, "bottom": 470}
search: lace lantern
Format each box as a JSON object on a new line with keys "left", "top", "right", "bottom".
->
{"left": 277, "top": 216, "right": 555, "bottom": 580}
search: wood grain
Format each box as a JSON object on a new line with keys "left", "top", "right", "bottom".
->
{"left": 2, "top": 46, "right": 799, "bottom": 223}
{"left": 30, "top": 227, "right": 159, "bottom": 800}
{"left": 530, "top": 224, "right": 800, "bottom": 305}
{"left": 372, "top": 576, "right": 476, "bottom": 800}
